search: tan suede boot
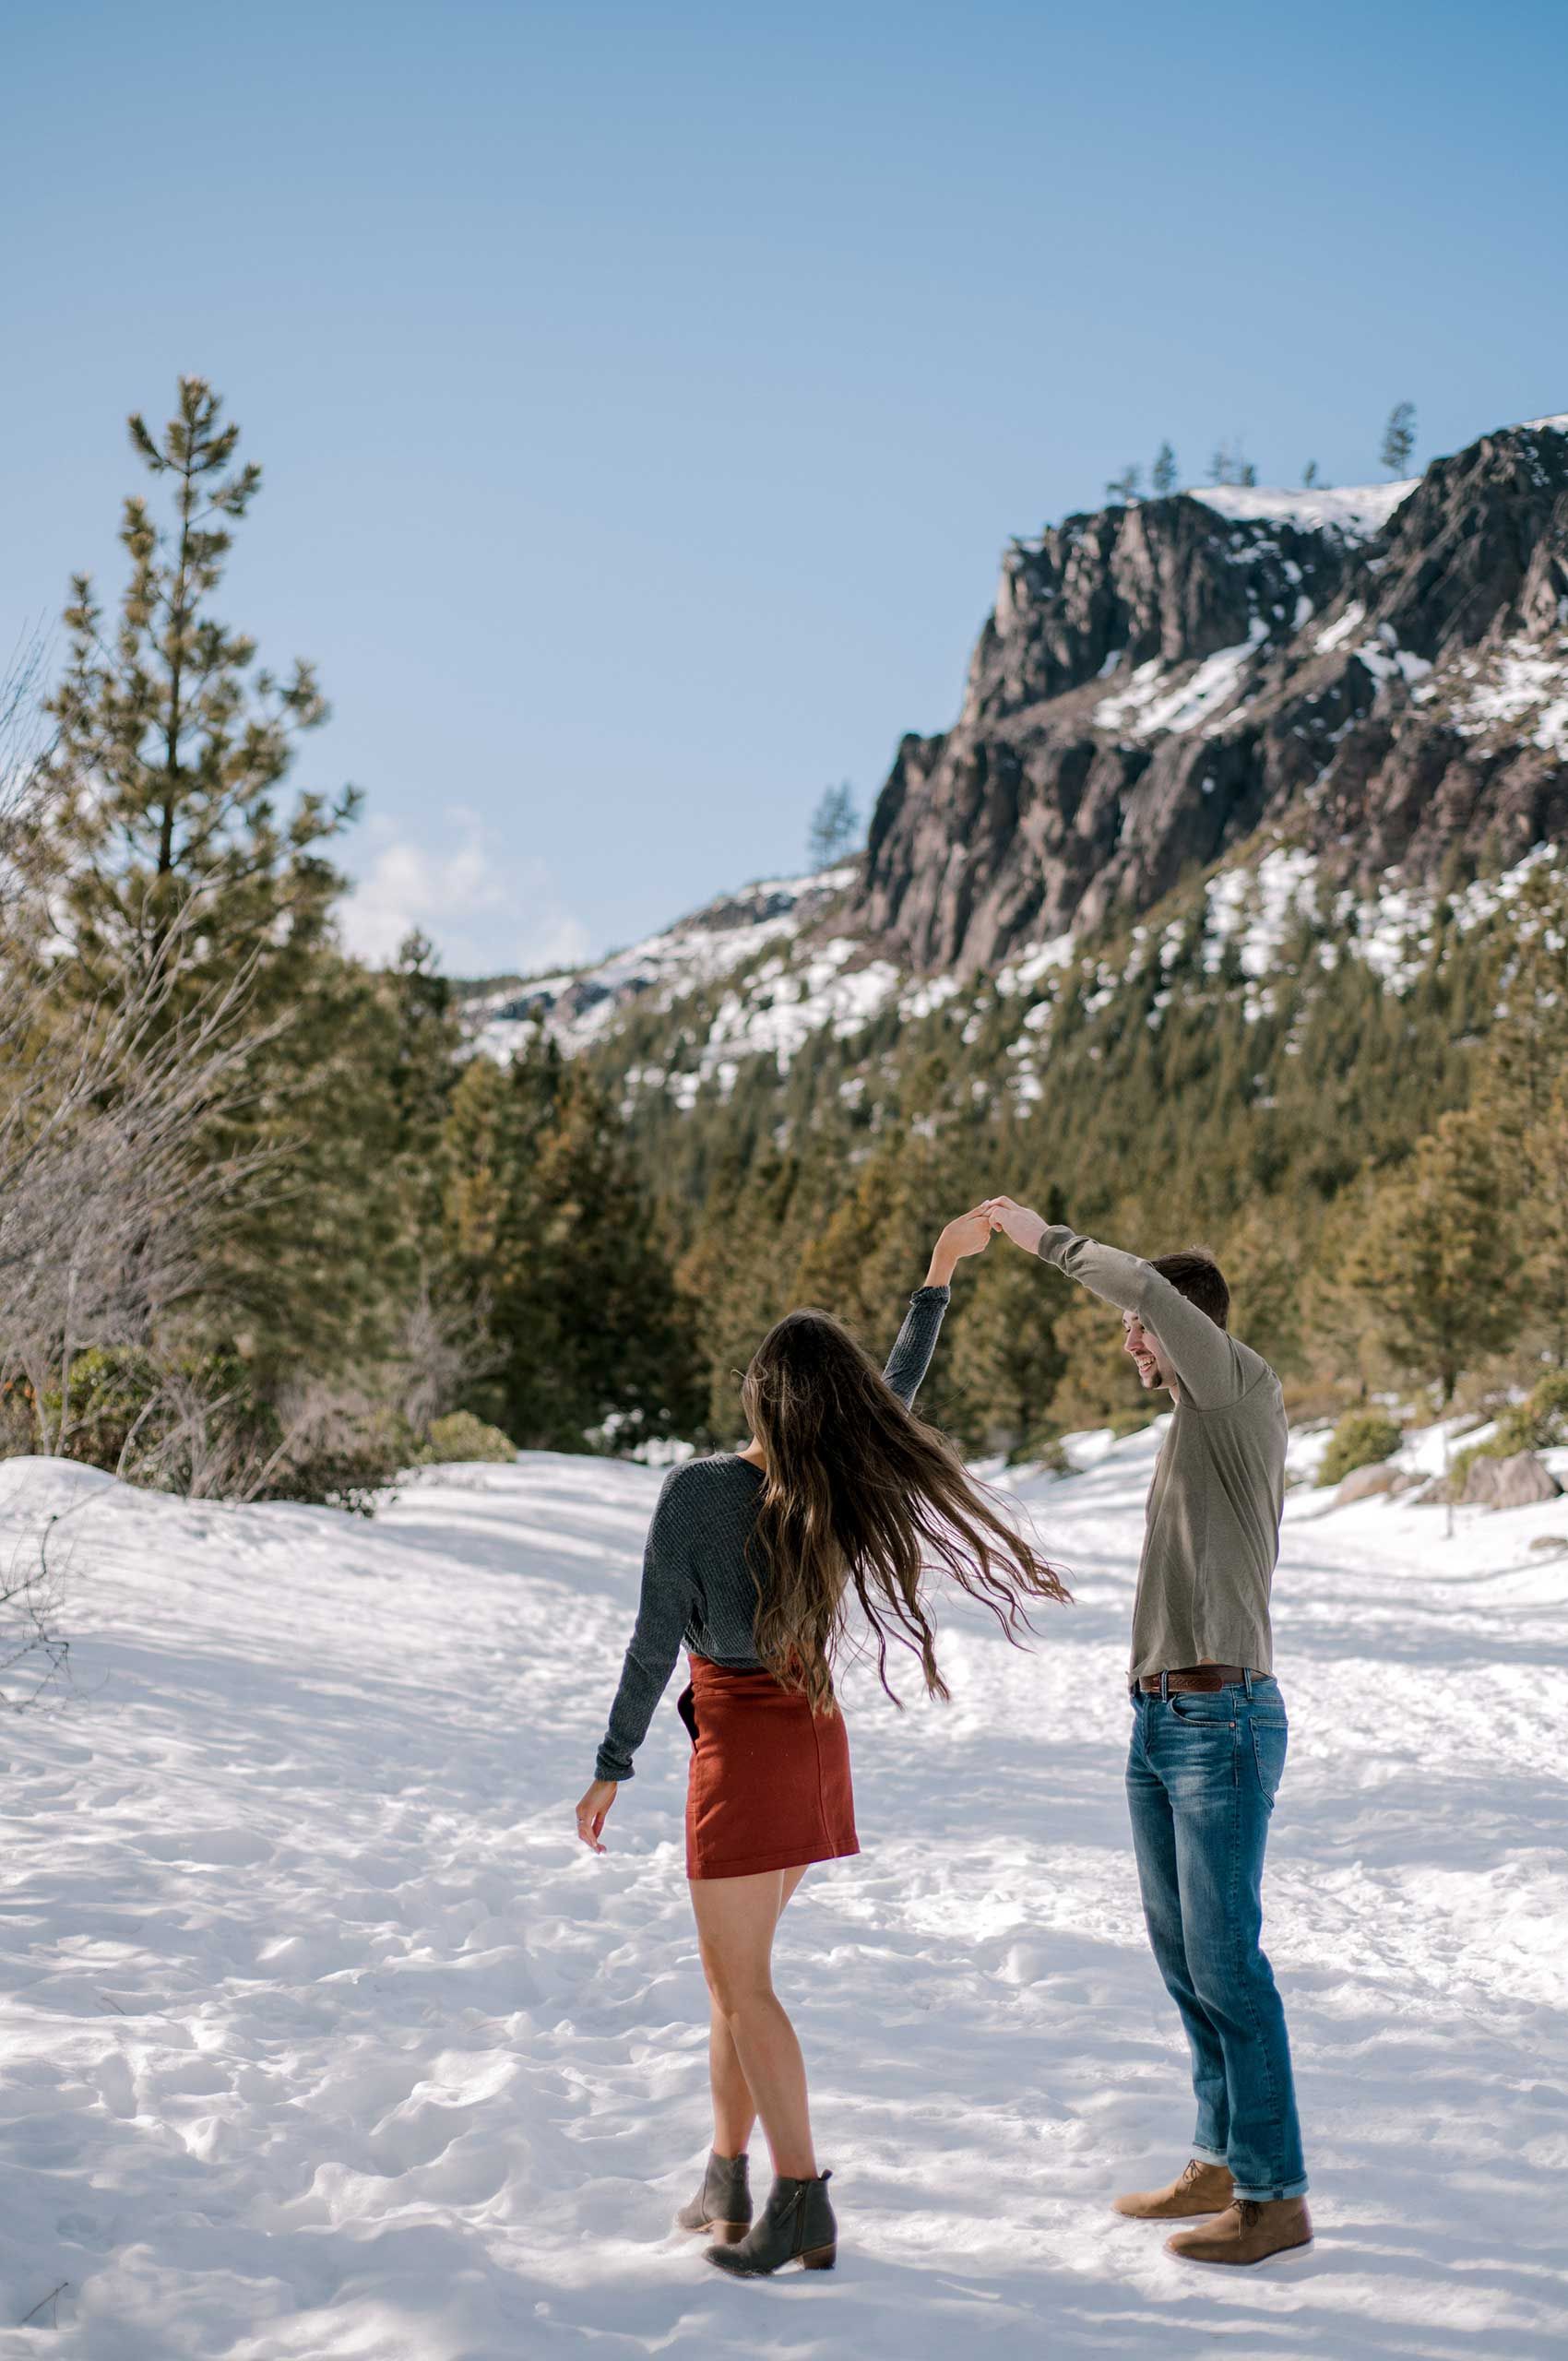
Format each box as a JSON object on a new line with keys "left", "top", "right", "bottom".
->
{"left": 1112, "top": 2158, "right": 1234, "bottom": 2220}
{"left": 1166, "top": 2196, "right": 1313, "bottom": 2264}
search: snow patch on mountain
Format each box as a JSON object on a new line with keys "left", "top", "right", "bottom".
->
{"left": 467, "top": 865, "right": 859, "bottom": 1062}
{"left": 1415, "top": 632, "right": 1568, "bottom": 753}
{"left": 1313, "top": 599, "right": 1368, "bottom": 654}
{"left": 1203, "top": 846, "right": 1321, "bottom": 977}
{"left": 1093, "top": 620, "right": 1269, "bottom": 740}
{"left": 1192, "top": 479, "right": 1419, "bottom": 539}
{"left": 663, "top": 942, "right": 906, "bottom": 1109}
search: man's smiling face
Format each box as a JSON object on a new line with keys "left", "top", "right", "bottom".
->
{"left": 1123, "top": 1309, "right": 1173, "bottom": 1392}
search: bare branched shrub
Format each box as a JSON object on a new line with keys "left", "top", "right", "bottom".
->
{"left": 244, "top": 1375, "right": 409, "bottom": 1513}
{"left": 396, "top": 1275, "right": 501, "bottom": 1436}
{"left": 0, "top": 633, "right": 53, "bottom": 923}
{"left": 112, "top": 1359, "right": 266, "bottom": 1499}
{"left": 0, "top": 934, "right": 279, "bottom": 1456}
{"left": 1, "top": 1513, "right": 72, "bottom": 1709}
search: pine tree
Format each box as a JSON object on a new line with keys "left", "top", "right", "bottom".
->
{"left": 677, "top": 1142, "right": 809, "bottom": 1437}
{"left": 944, "top": 1243, "right": 1065, "bottom": 1458}
{"left": 807, "top": 783, "right": 860, "bottom": 869}
{"left": 1521, "top": 1076, "right": 1568, "bottom": 1368}
{"left": 520, "top": 1064, "right": 704, "bottom": 1448}
{"left": 1105, "top": 465, "right": 1142, "bottom": 505}
{"left": 208, "top": 949, "right": 417, "bottom": 1383}
{"left": 1220, "top": 1205, "right": 1307, "bottom": 1379}
{"left": 1206, "top": 441, "right": 1253, "bottom": 488}
{"left": 19, "top": 381, "right": 404, "bottom": 1406}
{"left": 1479, "top": 859, "right": 1568, "bottom": 1132}
{"left": 1380, "top": 401, "right": 1417, "bottom": 477}
{"left": 1047, "top": 1287, "right": 1151, "bottom": 1432}
{"left": 1302, "top": 460, "right": 1319, "bottom": 487}
{"left": 1340, "top": 1109, "right": 1523, "bottom": 1408}
{"left": 794, "top": 1150, "right": 935, "bottom": 1346}
{"left": 443, "top": 1046, "right": 700, "bottom": 1450}
{"left": 382, "top": 930, "right": 464, "bottom": 1234}
{"left": 1151, "top": 443, "right": 1178, "bottom": 496}
{"left": 42, "top": 376, "right": 358, "bottom": 1007}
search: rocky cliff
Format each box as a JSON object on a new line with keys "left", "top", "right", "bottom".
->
{"left": 855, "top": 418, "right": 1568, "bottom": 971}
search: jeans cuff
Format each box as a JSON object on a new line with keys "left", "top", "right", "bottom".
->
{"left": 1231, "top": 2173, "right": 1310, "bottom": 2201}
{"left": 1190, "top": 2142, "right": 1229, "bottom": 2168}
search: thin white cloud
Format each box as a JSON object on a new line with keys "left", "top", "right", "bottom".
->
{"left": 339, "top": 813, "right": 592, "bottom": 978}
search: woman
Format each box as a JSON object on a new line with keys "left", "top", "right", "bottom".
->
{"left": 574, "top": 1207, "right": 1070, "bottom": 2276}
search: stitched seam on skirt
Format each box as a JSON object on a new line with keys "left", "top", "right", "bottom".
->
{"left": 688, "top": 1836, "right": 861, "bottom": 1880}
{"left": 809, "top": 1701, "right": 832, "bottom": 1856}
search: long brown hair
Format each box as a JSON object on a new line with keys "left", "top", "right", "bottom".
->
{"left": 739, "top": 1307, "right": 1070, "bottom": 1714}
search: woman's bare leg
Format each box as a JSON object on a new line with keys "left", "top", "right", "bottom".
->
{"left": 704, "top": 1866, "right": 806, "bottom": 2154}
{"left": 694, "top": 1866, "right": 814, "bottom": 2175}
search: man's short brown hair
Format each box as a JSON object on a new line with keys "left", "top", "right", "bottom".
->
{"left": 1148, "top": 1249, "right": 1229, "bottom": 1331}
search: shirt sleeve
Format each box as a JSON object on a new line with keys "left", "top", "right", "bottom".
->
{"left": 1034, "top": 1224, "right": 1244, "bottom": 1410}
{"left": 594, "top": 1466, "right": 700, "bottom": 1783}
{"left": 882, "top": 1283, "right": 952, "bottom": 1408}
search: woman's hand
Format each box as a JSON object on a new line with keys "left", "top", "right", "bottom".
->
{"left": 575, "top": 1778, "right": 618, "bottom": 1854}
{"left": 981, "top": 1195, "right": 1048, "bottom": 1254}
{"left": 926, "top": 1205, "right": 993, "bottom": 1287}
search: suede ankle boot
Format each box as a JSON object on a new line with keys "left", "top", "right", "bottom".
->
{"left": 675, "top": 2148, "right": 751, "bottom": 2243}
{"left": 705, "top": 2169, "right": 836, "bottom": 2275}
{"left": 1113, "top": 2158, "right": 1234, "bottom": 2219}
{"left": 1166, "top": 2196, "right": 1313, "bottom": 2265}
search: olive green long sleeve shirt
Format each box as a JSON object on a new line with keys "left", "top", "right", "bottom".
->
{"left": 1036, "top": 1226, "right": 1287, "bottom": 1680}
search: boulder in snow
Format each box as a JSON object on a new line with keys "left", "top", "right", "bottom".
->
{"left": 1335, "top": 1462, "right": 1408, "bottom": 1506}
{"left": 1461, "top": 1452, "right": 1563, "bottom": 1511}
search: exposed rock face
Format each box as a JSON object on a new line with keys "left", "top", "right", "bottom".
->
{"left": 856, "top": 421, "right": 1568, "bottom": 972}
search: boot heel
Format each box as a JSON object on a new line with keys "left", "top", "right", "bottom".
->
{"left": 710, "top": 2220, "right": 748, "bottom": 2245}
{"left": 801, "top": 2243, "right": 837, "bottom": 2270}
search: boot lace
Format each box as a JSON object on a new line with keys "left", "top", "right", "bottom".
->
{"left": 1238, "top": 2201, "right": 1262, "bottom": 2229}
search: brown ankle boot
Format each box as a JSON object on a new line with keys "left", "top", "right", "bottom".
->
{"left": 1112, "top": 2158, "right": 1234, "bottom": 2219}
{"left": 1166, "top": 2196, "right": 1313, "bottom": 2264}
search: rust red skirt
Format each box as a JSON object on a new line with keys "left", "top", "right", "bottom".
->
{"left": 677, "top": 1652, "right": 859, "bottom": 1880}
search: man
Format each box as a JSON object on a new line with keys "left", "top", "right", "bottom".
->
{"left": 982, "top": 1197, "right": 1311, "bottom": 2267}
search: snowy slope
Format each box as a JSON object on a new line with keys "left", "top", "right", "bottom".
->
{"left": 462, "top": 833, "right": 1568, "bottom": 1118}
{"left": 466, "top": 864, "right": 860, "bottom": 1066}
{"left": 3, "top": 1433, "right": 1565, "bottom": 2359}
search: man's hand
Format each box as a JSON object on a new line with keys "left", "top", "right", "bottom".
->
{"left": 981, "top": 1196, "right": 1048, "bottom": 1255}
{"left": 926, "top": 1206, "right": 993, "bottom": 1287}
{"left": 575, "top": 1777, "right": 618, "bottom": 1854}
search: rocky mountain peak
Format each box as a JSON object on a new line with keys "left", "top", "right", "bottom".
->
{"left": 857, "top": 418, "right": 1568, "bottom": 973}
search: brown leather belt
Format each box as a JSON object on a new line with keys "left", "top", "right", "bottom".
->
{"left": 1135, "top": 1663, "right": 1251, "bottom": 1695}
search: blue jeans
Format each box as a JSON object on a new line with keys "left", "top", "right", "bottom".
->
{"left": 1124, "top": 1673, "right": 1308, "bottom": 2202}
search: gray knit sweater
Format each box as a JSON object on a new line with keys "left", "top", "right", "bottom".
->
{"left": 593, "top": 1284, "right": 951, "bottom": 1782}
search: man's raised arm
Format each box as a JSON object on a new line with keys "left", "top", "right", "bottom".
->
{"left": 981, "top": 1198, "right": 1244, "bottom": 1409}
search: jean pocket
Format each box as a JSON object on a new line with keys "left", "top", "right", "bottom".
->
{"left": 1170, "top": 1693, "right": 1238, "bottom": 1726}
{"left": 1251, "top": 1716, "right": 1288, "bottom": 1808}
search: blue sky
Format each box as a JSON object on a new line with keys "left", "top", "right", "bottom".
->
{"left": 5, "top": 1, "right": 1565, "bottom": 977}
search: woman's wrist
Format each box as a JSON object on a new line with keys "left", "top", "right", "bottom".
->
{"left": 924, "top": 1252, "right": 957, "bottom": 1287}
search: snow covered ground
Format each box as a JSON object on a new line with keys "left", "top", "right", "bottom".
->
{"left": 2, "top": 1428, "right": 1565, "bottom": 2359}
